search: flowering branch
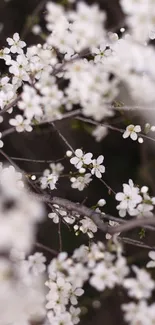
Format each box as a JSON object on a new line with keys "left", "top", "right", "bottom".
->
{"left": 49, "top": 196, "right": 155, "bottom": 235}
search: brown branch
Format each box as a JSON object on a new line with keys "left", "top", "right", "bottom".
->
{"left": 1, "top": 148, "right": 155, "bottom": 251}
{"left": 49, "top": 197, "right": 155, "bottom": 235}
{"left": 76, "top": 116, "right": 124, "bottom": 133}
{"left": 1, "top": 110, "right": 81, "bottom": 139}
{"left": 110, "top": 217, "right": 155, "bottom": 234}
{"left": 51, "top": 196, "right": 109, "bottom": 232}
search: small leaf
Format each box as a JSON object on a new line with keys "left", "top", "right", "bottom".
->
{"left": 139, "top": 228, "right": 145, "bottom": 239}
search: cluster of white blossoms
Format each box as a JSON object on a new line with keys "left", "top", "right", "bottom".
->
{"left": 48, "top": 202, "right": 99, "bottom": 238}
{"left": 45, "top": 2, "right": 106, "bottom": 55}
{"left": 123, "top": 265, "right": 155, "bottom": 299}
{"left": 1, "top": 1, "right": 155, "bottom": 324}
{"left": 0, "top": 1, "right": 155, "bottom": 141}
{"left": 122, "top": 300, "right": 155, "bottom": 325}
{"left": 0, "top": 165, "right": 155, "bottom": 325}
{"left": 40, "top": 162, "right": 64, "bottom": 190}
{"left": 115, "top": 179, "right": 155, "bottom": 218}
{"left": 63, "top": 59, "right": 119, "bottom": 120}
{"left": 120, "top": 0, "right": 155, "bottom": 42}
{"left": 48, "top": 204, "right": 75, "bottom": 225}
{"left": 0, "top": 164, "right": 44, "bottom": 252}
{"left": 40, "top": 149, "right": 105, "bottom": 194}
{"left": 45, "top": 241, "right": 129, "bottom": 325}
{"left": 45, "top": 241, "right": 155, "bottom": 325}
{"left": 48, "top": 198, "right": 106, "bottom": 238}
{"left": 69, "top": 149, "right": 105, "bottom": 186}
{"left": 74, "top": 216, "right": 98, "bottom": 238}
{"left": 0, "top": 164, "right": 46, "bottom": 324}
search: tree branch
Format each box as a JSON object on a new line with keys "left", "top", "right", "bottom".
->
{"left": 49, "top": 196, "right": 155, "bottom": 235}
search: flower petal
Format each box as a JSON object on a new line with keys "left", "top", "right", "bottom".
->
{"left": 75, "top": 149, "right": 83, "bottom": 158}
{"left": 130, "top": 132, "right": 137, "bottom": 141}
{"left": 97, "top": 155, "right": 104, "bottom": 164}
{"left": 149, "top": 251, "right": 155, "bottom": 261}
{"left": 134, "top": 125, "right": 141, "bottom": 133}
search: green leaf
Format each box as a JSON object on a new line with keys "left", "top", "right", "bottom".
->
{"left": 139, "top": 228, "right": 145, "bottom": 239}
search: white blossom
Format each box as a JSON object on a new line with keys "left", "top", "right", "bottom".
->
{"left": 23, "top": 252, "right": 46, "bottom": 276}
{"left": 40, "top": 169, "right": 58, "bottom": 190}
{"left": 75, "top": 216, "right": 97, "bottom": 238}
{"left": 123, "top": 265, "right": 155, "bottom": 299}
{"left": 91, "top": 155, "right": 105, "bottom": 178}
{"left": 18, "top": 85, "right": 42, "bottom": 119}
{"left": 92, "top": 125, "right": 108, "bottom": 142}
{"left": 9, "top": 115, "right": 32, "bottom": 132}
{"left": 70, "top": 149, "right": 93, "bottom": 169}
{"left": 50, "top": 163, "right": 64, "bottom": 176}
{"left": 7, "top": 33, "right": 26, "bottom": 54}
{"left": 90, "top": 261, "right": 118, "bottom": 291}
{"left": 48, "top": 204, "right": 75, "bottom": 225}
{"left": 115, "top": 179, "right": 142, "bottom": 217}
{"left": 129, "top": 202, "right": 153, "bottom": 218}
{"left": 123, "top": 124, "right": 141, "bottom": 141}
{"left": 71, "top": 173, "right": 92, "bottom": 191}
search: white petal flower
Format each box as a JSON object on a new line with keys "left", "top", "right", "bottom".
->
{"left": 24, "top": 252, "right": 46, "bottom": 276}
{"left": 9, "top": 115, "right": 32, "bottom": 133}
{"left": 71, "top": 173, "right": 92, "bottom": 191}
{"left": 7, "top": 33, "right": 26, "bottom": 54}
{"left": 40, "top": 169, "right": 58, "bottom": 190}
{"left": 123, "top": 124, "right": 141, "bottom": 141}
{"left": 50, "top": 163, "right": 64, "bottom": 176}
{"left": 116, "top": 179, "right": 142, "bottom": 217}
{"left": 123, "top": 266, "right": 155, "bottom": 299}
{"left": 70, "top": 149, "right": 93, "bottom": 169}
{"left": 91, "top": 155, "right": 105, "bottom": 178}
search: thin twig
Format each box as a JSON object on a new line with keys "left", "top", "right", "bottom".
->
{"left": 2, "top": 127, "right": 15, "bottom": 138}
{"left": 58, "top": 219, "right": 62, "bottom": 252}
{"left": 76, "top": 116, "right": 124, "bottom": 133}
{"left": 76, "top": 116, "right": 155, "bottom": 144}
{"left": 1, "top": 110, "right": 81, "bottom": 139}
{"left": 51, "top": 122, "right": 75, "bottom": 153}
{"left": 35, "top": 242, "right": 58, "bottom": 256}
{"left": 10, "top": 156, "right": 65, "bottom": 164}
{"left": 119, "top": 237, "right": 155, "bottom": 250}
{"left": 37, "top": 109, "right": 81, "bottom": 127}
